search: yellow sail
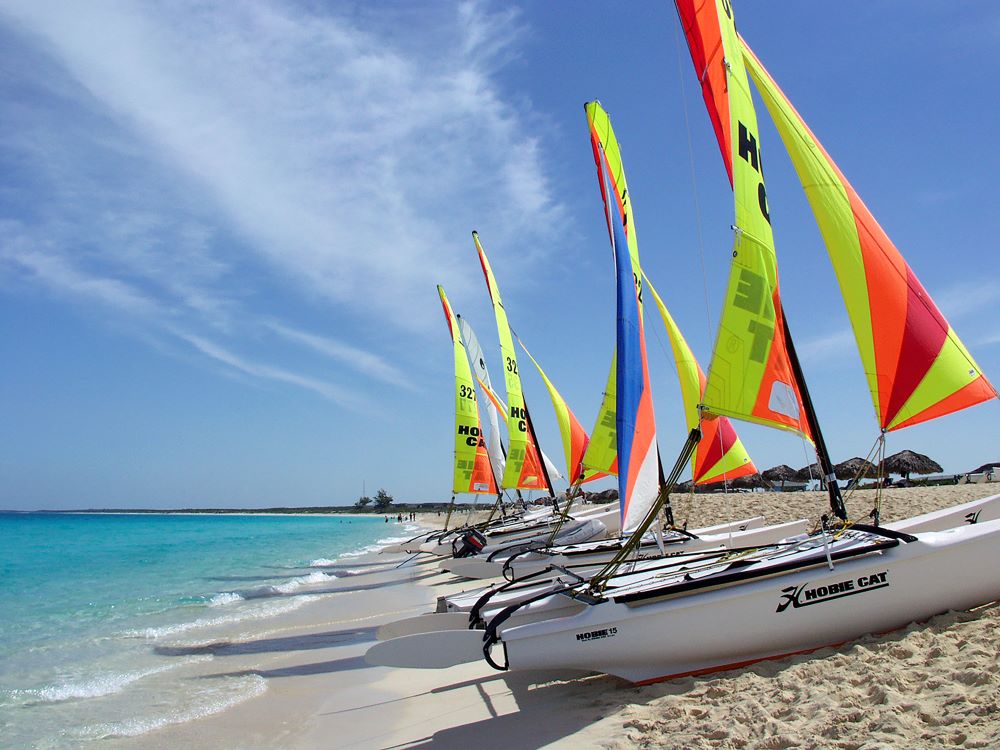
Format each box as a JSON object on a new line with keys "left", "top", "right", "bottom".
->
{"left": 437, "top": 286, "right": 497, "bottom": 496}
{"left": 676, "top": 0, "right": 812, "bottom": 441}
{"left": 472, "top": 232, "right": 550, "bottom": 491}
{"left": 645, "top": 276, "right": 756, "bottom": 484}
{"left": 581, "top": 362, "right": 618, "bottom": 476}
{"left": 518, "top": 337, "right": 607, "bottom": 485}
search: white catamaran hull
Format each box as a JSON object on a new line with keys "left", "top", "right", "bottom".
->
{"left": 499, "top": 518, "right": 809, "bottom": 582}
{"left": 885, "top": 492, "right": 1000, "bottom": 533}
{"left": 498, "top": 521, "right": 1000, "bottom": 683}
{"left": 421, "top": 505, "right": 620, "bottom": 557}
{"left": 439, "top": 515, "right": 767, "bottom": 579}
{"left": 367, "top": 499, "right": 1000, "bottom": 670}
{"left": 375, "top": 520, "right": 809, "bottom": 644}
{"left": 403, "top": 506, "right": 566, "bottom": 553}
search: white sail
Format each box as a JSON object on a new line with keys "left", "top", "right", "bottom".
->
{"left": 457, "top": 315, "right": 506, "bottom": 483}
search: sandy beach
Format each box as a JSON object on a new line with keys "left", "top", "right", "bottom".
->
{"left": 118, "top": 484, "right": 1000, "bottom": 749}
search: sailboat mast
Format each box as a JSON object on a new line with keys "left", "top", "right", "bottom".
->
{"left": 655, "top": 445, "right": 675, "bottom": 527}
{"left": 780, "top": 304, "right": 847, "bottom": 520}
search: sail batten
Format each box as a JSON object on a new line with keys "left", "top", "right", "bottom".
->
{"left": 739, "top": 37, "right": 998, "bottom": 431}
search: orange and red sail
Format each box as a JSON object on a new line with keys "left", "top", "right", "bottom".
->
{"left": 739, "top": 38, "right": 997, "bottom": 431}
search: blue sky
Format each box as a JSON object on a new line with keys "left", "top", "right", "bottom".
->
{"left": 2, "top": 1, "right": 998, "bottom": 510}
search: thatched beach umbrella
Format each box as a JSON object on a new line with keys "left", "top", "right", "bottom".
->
{"left": 795, "top": 462, "right": 826, "bottom": 489}
{"left": 795, "top": 462, "right": 822, "bottom": 481}
{"left": 834, "top": 457, "right": 878, "bottom": 482}
{"left": 731, "top": 473, "right": 766, "bottom": 490}
{"left": 761, "top": 464, "right": 797, "bottom": 490}
{"left": 880, "top": 450, "right": 943, "bottom": 480}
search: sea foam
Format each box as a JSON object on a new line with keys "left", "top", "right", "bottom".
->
{"left": 83, "top": 674, "right": 267, "bottom": 738}
{"left": 124, "top": 595, "right": 320, "bottom": 640}
{"left": 5, "top": 661, "right": 193, "bottom": 705}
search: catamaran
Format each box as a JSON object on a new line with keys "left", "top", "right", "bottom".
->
{"left": 371, "top": 95, "right": 808, "bottom": 643}
{"left": 368, "top": 1, "right": 1000, "bottom": 682}
{"left": 417, "top": 257, "right": 621, "bottom": 560}
{"left": 439, "top": 100, "right": 800, "bottom": 582}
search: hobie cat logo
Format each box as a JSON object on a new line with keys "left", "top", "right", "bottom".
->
{"left": 576, "top": 627, "right": 618, "bottom": 643}
{"left": 965, "top": 510, "right": 982, "bottom": 524}
{"left": 775, "top": 571, "right": 889, "bottom": 613}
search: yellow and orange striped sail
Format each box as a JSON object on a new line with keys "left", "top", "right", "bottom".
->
{"left": 472, "top": 232, "right": 549, "bottom": 491}
{"left": 438, "top": 285, "right": 497, "bottom": 496}
{"left": 518, "top": 337, "right": 608, "bottom": 486}
{"left": 740, "top": 38, "right": 998, "bottom": 431}
{"left": 676, "top": 0, "right": 812, "bottom": 440}
{"left": 645, "top": 277, "right": 757, "bottom": 484}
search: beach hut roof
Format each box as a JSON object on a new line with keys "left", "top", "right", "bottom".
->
{"left": 731, "top": 473, "right": 765, "bottom": 490}
{"left": 795, "top": 462, "right": 823, "bottom": 481}
{"left": 761, "top": 464, "right": 797, "bottom": 482}
{"left": 880, "top": 450, "right": 943, "bottom": 476}
{"left": 834, "top": 457, "right": 878, "bottom": 481}
{"left": 969, "top": 461, "right": 1000, "bottom": 474}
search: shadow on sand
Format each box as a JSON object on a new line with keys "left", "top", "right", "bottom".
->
{"left": 155, "top": 625, "right": 379, "bottom": 657}
{"left": 206, "top": 654, "right": 372, "bottom": 679}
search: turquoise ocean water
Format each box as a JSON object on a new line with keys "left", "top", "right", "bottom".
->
{"left": 0, "top": 512, "right": 418, "bottom": 748}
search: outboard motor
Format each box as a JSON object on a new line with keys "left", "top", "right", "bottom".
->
{"left": 452, "top": 529, "right": 488, "bottom": 558}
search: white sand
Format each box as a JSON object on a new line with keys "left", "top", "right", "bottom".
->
{"left": 120, "top": 486, "right": 1000, "bottom": 749}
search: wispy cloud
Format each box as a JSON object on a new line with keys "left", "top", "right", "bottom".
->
{"left": 0, "top": 226, "right": 160, "bottom": 316}
{"left": 799, "top": 327, "right": 856, "bottom": 362}
{"left": 265, "top": 321, "right": 413, "bottom": 390}
{"left": 932, "top": 279, "right": 1000, "bottom": 321}
{"left": 177, "top": 331, "right": 364, "bottom": 410}
{"left": 0, "top": 0, "right": 561, "bottom": 404}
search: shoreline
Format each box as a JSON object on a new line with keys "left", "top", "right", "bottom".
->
{"left": 118, "top": 484, "right": 1000, "bottom": 749}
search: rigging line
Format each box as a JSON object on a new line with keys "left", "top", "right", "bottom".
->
{"left": 672, "top": 19, "right": 716, "bottom": 365}
{"left": 671, "top": 18, "right": 734, "bottom": 528}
